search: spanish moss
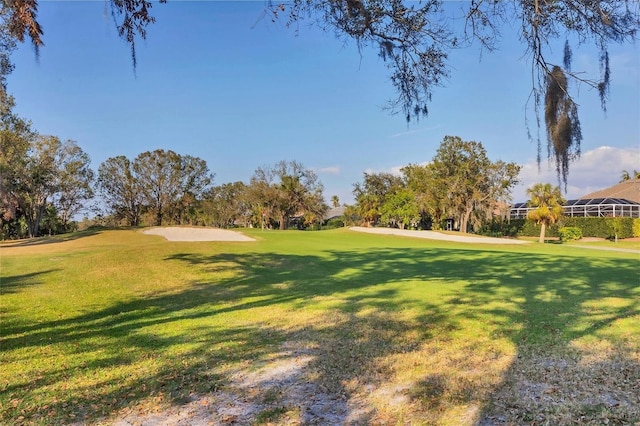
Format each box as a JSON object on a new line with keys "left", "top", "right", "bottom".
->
{"left": 544, "top": 66, "right": 582, "bottom": 192}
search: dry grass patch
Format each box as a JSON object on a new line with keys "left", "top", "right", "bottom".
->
{"left": 2, "top": 228, "right": 638, "bottom": 425}
{"left": 479, "top": 346, "right": 639, "bottom": 425}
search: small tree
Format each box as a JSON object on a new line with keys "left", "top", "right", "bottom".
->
{"left": 608, "top": 217, "right": 623, "bottom": 242}
{"left": 526, "top": 183, "right": 565, "bottom": 243}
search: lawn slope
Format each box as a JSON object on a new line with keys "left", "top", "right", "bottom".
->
{"left": 1, "top": 228, "right": 638, "bottom": 424}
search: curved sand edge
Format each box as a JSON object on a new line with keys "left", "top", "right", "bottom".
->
{"left": 350, "top": 226, "right": 529, "bottom": 244}
{"left": 142, "top": 227, "right": 255, "bottom": 242}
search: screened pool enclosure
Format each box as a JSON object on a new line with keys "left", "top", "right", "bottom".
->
{"left": 510, "top": 198, "right": 640, "bottom": 219}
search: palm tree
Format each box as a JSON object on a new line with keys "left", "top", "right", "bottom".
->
{"left": 620, "top": 169, "right": 640, "bottom": 182}
{"left": 526, "top": 183, "right": 565, "bottom": 243}
{"left": 357, "top": 193, "right": 381, "bottom": 227}
{"left": 331, "top": 195, "right": 340, "bottom": 208}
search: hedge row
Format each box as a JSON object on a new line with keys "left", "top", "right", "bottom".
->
{"left": 480, "top": 217, "right": 640, "bottom": 239}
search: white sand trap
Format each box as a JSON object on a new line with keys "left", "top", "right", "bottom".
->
{"left": 350, "top": 226, "right": 529, "bottom": 244}
{"left": 142, "top": 227, "right": 255, "bottom": 242}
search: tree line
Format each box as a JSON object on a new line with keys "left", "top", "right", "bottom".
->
{"left": 96, "top": 155, "right": 328, "bottom": 232}
{"left": 1, "top": 99, "right": 94, "bottom": 238}
{"left": 1, "top": 101, "right": 332, "bottom": 238}
{"left": 347, "top": 136, "right": 521, "bottom": 232}
{"left": 3, "top": 99, "right": 526, "bottom": 238}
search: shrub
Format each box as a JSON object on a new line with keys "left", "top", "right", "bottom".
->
{"left": 323, "top": 218, "right": 345, "bottom": 229}
{"left": 561, "top": 217, "right": 634, "bottom": 239}
{"left": 478, "top": 219, "right": 523, "bottom": 237}
{"left": 509, "top": 219, "right": 561, "bottom": 238}
{"left": 479, "top": 217, "right": 638, "bottom": 239}
{"left": 559, "top": 227, "right": 582, "bottom": 241}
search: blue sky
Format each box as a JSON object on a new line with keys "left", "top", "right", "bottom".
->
{"left": 7, "top": 1, "right": 640, "bottom": 206}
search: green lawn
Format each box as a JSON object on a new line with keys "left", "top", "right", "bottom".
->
{"left": 1, "top": 228, "right": 638, "bottom": 425}
{"left": 568, "top": 238, "right": 640, "bottom": 250}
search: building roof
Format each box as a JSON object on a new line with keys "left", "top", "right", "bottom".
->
{"left": 511, "top": 198, "right": 640, "bottom": 209}
{"left": 580, "top": 178, "right": 640, "bottom": 203}
{"left": 324, "top": 206, "right": 346, "bottom": 221}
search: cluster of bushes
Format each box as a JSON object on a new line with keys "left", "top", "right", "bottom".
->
{"left": 480, "top": 217, "right": 640, "bottom": 240}
{"left": 558, "top": 227, "right": 582, "bottom": 241}
{"left": 1, "top": 206, "right": 79, "bottom": 240}
{"left": 323, "top": 218, "right": 345, "bottom": 230}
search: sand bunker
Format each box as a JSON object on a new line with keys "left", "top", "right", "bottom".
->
{"left": 142, "top": 227, "right": 255, "bottom": 242}
{"left": 350, "top": 226, "right": 529, "bottom": 244}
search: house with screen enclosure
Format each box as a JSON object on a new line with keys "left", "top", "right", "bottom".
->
{"left": 510, "top": 179, "right": 640, "bottom": 219}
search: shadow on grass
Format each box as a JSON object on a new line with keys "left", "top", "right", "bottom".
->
{"left": 1, "top": 244, "right": 638, "bottom": 424}
{"left": 0, "top": 269, "right": 59, "bottom": 294}
{"left": 0, "top": 228, "right": 105, "bottom": 248}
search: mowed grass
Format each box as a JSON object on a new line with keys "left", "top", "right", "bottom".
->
{"left": 1, "top": 228, "right": 638, "bottom": 425}
{"left": 567, "top": 239, "right": 640, "bottom": 250}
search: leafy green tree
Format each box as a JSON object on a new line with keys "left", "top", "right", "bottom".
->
{"left": 380, "top": 188, "right": 420, "bottom": 229}
{"left": 39, "top": 203, "right": 62, "bottom": 236}
{"left": 97, "top": 156, "right": 144, "bottom": 227}
{"left": 53, "top": 140, "right": 94, "bottom": 228}
{"left": 201, "top": 181, "right": 250, "bottom": 228}
{"left": 430, "top": 136, "right": 520, "bottom": 233}
{"left": 355, "top": 193, "right": 381, "bottom": 227}
{"left": 402, "top": 163, "right": 445, "bottom": 229}
{"left": 273, "top": 161, "right": 327, "bottom": 230}
{"left": 247, "top": 171, "right": 280, "bottom": 230}
{"left": 342, "top": 204, "right": 361, "bottom": 227}
{"left": 0, "top": 97, "right": 32, "bottom": 227}
{"left": 353, "top": 172, "right": 403, "bottom": 201}
{"left": 608, "top": 217, "right": 623, "bottom": 242}
{"left": 1, "top": 99, "right": 93, "bottom": 237}
{"left": 173, "top": 154, "right": 214, "bottom": 224}
{"left": 6, "top": 1, "right": 637, "bottom": 187}
{"left": 133, "top": 149, "right": 213, "bottom": 226}
{"left": 133, "top": 149, "right": 183, "bottom": 226}
{"left": 303, "top": 190, "right": 328, "bottom": 229}
{"left": 249, "top": 160, "right": 327, "bottom": 230}
{"left": 526, "top": 183, "right": 565, "bottom": 243}
{"left": 15, "top": 135, "right": 62, "bottom": 237}
{"left": 331, "top": 195, "right": 340, "bottom": 208}
{"left": 353, "top": 172, "right": 403, "bottom": 227}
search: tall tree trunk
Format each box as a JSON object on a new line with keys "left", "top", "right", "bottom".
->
{"left": 539, "top": 222, "right": 546, "bottom": 243}
{"left": 460, "top": 207, "right": 472, "bottom": 234}
{"left": 28, "top": 217, "right": 38, "bottom": 238}
{"left": 26, "top": 204, "right": 45, "bottom": 238}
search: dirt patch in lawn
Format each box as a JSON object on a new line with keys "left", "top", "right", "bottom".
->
{"left": 478, "top": 346, "right": 640, "bottom": 425}
{"left": 99, "top": 340, "right": 638, "bottom": 425}
{"left": 110, "top": 340, "right": 369, "bottom": 426}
